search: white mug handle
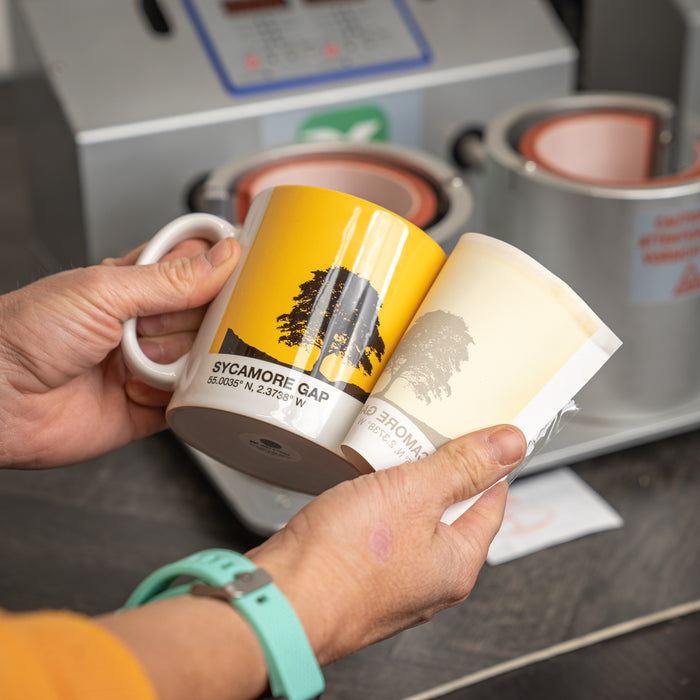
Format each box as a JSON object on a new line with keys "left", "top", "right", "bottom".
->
{"left": 121, "top": 213, "right": 239, "bottom": 391}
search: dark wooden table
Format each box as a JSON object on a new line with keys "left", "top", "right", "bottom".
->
{"left": 2, "top": 80, "right": 699, "bottom": 700}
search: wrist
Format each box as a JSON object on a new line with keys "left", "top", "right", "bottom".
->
{"left": 246, "top": 545, "right": 360, "bottom": 667}
{"left": 101, "top": 595, "right": 269, "bottom": 700}
{"left": 120, "top": 549, "right": 325, "bottom": 700}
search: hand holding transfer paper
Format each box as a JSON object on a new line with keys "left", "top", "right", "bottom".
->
{"left": 341, "top": 233, "right": 622, "bottom": 522}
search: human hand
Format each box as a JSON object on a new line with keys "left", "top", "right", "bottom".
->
{"left": 0, "top": 236, "right": 240, "bottom": 468}
{"left": 98, "top": 425, "right": 525, "bottom": 700}
{"left": 247, "top": 424, "right": 526, "bottom": 665}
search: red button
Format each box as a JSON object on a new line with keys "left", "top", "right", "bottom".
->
{"left": 323, "top": 42, "right": 340, "bottom": 59}
{"left": 244, "top": 54, "right": 261, "bottom": 70}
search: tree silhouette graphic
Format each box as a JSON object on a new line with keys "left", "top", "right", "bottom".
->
{"left": 376, "top": 310, "right": 473, "bottom": 404}
{"left": 276, "top": 266, "right": 386, "bottom": 380}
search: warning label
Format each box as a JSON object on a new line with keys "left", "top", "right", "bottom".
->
{"left": 631, "top": 206, "right": 700, "bottom": 304}
{"left": 673, "top": 262, "right": 700, "bottom": 297}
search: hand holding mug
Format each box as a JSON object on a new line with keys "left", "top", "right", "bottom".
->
{"left": 122, "top": 185, "right": 446, "bottom": 493}
{"left": 0, "top": 236, "right": 240, "bottom": 468}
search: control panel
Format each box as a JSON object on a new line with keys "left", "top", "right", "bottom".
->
{"left": 183, "top": 0, "right": 432, "bottom": 94}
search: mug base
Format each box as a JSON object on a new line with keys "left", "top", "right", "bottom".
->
{"left": 167, "top": 405, "right": 371, "bottom": 495}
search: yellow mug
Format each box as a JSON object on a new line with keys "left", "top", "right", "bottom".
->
{"left": 122, "top": 185, "right": 446, "bottom": 493}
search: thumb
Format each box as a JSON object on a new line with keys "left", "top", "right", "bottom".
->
{"left": 403, "top": 425, "right": 526, "bottom": 519}
{"left": 107, "top": 237, "right": 241, "bottom": 322}
{"left": 0, "top": 238, "right": 241, "bottom": 392}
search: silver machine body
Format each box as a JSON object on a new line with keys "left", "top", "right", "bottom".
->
{"left": 583, "top": 0, "right": 700, "bottom": 140}
{"left": 11, "top": 0, "right": 575, "bottom": 267}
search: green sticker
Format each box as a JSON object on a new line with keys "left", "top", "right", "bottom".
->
{"left": 297, "top": 104, "right": 389, "bottom": 143}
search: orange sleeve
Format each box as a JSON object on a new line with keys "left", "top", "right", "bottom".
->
{"left": 0, "top": 609, "right": 157, "bottom": 700}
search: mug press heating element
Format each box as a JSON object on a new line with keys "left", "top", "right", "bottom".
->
{"left": 191, "top": 141, "right": 473, "bottom": 253}
{"left": 485, "top": 92, "right": 700, "bottom": 421}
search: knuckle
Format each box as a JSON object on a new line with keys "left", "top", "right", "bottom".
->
{"left": 74, "top": 266, "right": 120, "bottom": 311}
{"left": 437, "top": 575, "right": 471, "bottom": 609}
{"left": 160, "top": 258, "right": 198, "bottom": 298}
{"left": 436, "top": 438, "right": 486, "bottom": 491}
{"left": 375, "top": 466, "right": 409, "bottom": 499}
{"left": 374, "top": 466, "right": 432, "bottom": 518}
{"left": 77, "top": 264, "right": 109, "bottom": 288}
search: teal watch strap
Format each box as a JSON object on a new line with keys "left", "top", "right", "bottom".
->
{"left": 122, "top": 549, "right": 324, "bottom": 700}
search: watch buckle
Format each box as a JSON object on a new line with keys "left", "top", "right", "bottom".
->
{"left": 191, "top": 567, "right": 273, "bottom": 600}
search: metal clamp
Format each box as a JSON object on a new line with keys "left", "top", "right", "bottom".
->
{"left": 191, "top": 567, "right": 273, "bottom": 600}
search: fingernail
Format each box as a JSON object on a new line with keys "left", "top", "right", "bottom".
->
{"left": 487, "top": 426, "right": 526, "bottom": 466}
{"left": 205, "top": 239, "right": 233, "bottom": 267}
{"left": 138, "top": 314, "right": 164, "bottom": 336}
{"left": 139, "top": 340, "right": 163, "bottom": 362}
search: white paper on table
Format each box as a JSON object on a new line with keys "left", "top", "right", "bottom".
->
{"left": 486, "top": 467, "right": 624, "bottom": 565}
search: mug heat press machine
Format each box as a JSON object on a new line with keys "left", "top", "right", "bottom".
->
{"left": 11, "top": 0, "right": 575, "bottom": 265}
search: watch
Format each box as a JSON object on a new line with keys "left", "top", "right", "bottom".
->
{"left": 122, "top": 548, "right": 324, "bottom": 700}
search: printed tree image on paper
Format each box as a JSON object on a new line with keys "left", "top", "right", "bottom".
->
{"left": 276, "top": 266, "right": 386, "bottom": 382}
{"left": 376, "top": 310, "right": 473, "bottom": 404}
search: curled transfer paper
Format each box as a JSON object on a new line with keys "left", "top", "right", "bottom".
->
{"left": 341, "top": 232, "right": 622, "bottom": 523}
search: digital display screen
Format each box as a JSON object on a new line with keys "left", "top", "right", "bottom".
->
{"left": 221, "top": 0, "right": 287, "bottom": 14}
